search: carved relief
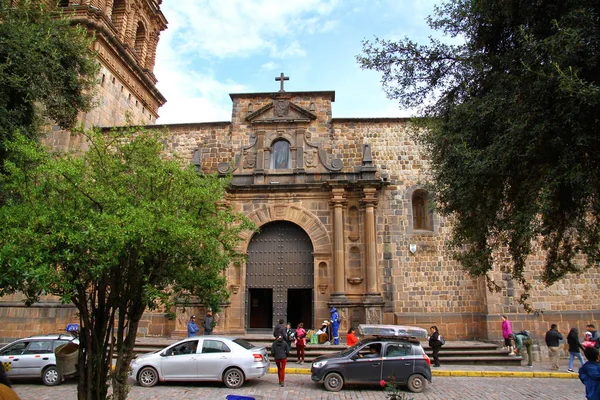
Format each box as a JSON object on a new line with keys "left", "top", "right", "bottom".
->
{"left": 243, "top": 150, "right": 256, "bottom": 169}
{"left": 274, "top": 100, "right": 289, "bottom": 117}
{"left": 304, "top": 148, "right": 316, "bottom": 168}
{"left": 366, "top": 307, "right": 382, "bottom": 324}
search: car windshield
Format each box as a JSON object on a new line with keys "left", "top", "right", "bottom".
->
{"left": 232, "top": 338, "right": 256, "bottom": 350}
{"left": 339, "top": 343, "right": 360, "bottom": 357}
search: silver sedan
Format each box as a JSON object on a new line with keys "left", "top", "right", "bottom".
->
{"left": 129, "top": 336, "right": 270, "bottom": 388}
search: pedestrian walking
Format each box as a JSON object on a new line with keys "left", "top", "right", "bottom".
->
{"left": 187, "top": 315, "right": 199, "bottom": 337}
{"left": 428, "top": 325, "right": 443, "bottom": 367}
{"left": 501, "top": 315, "right": 514, "bottom": 354}
{"left": 271, "top": 335, "right": 290, "bottom": 387}
{"left": 579, "top": 347, "right": 600, "bottom": 400}
{"left": 295, "top": 322, "right": 306, "bottom": 364}
{"left": 545, "top": 323, "right": 563, "bottom": 370}
{"left": 202, "top": 309, "right": 214, "bottom": 335}
{"left": 513, "top": 330, "right": 533, "bottom": 367}
{"left": 567, "top": 327, "right": 585, "bottom": 373}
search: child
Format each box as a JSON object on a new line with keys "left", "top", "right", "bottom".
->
{"left": 583, "top": 331, "right": 597, "bottom": 349}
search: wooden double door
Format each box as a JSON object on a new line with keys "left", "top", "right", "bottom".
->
{"left": 246, "top": 221, "right": 314, "bottom": 331}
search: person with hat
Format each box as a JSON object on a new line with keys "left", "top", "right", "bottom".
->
{"left": 187, "top": 315, "right": 199, "bottom": 337}
{"left": 330, "top": 307, "right": 340, "bottom": 345}
{"left": 317, "top": 320, "right": 331, "bottom": 344}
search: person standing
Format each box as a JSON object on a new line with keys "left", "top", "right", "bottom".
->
{"left": 587, "top": 324, "right": 600, "bottom": 349}
{"left": 187, "top": 315, "right": 199, "bottom": 337}
{"left": 579, "top": 347, "right": 600, "bottom": 400}
{"left": 271, "top": 335, "right": 290, "bottom": 387}
{"left": 545, "top": 324, "right": 563, "bottom": 370}
{"left": 567, "top": 327, "right": 585, "bottom": 373}
{"left": 428, "top": 326, "right": 442, "bottom": 367}
{"left": 285, "top": 322, "right": 294, "bottom": 348}
{"left": 501, "top": 315, "right": 513, "bottom": 354}
{"left": 330, "top": 307, "right": 340, "bottom": 345}
{"left": 346, "top": 327, "right": 358, "bottom": 347}
{"left": 202, "top": 309, "right": 214, "bottom": 335}
{"left": 295, "top": 322, "right": 306, "bottom": 364}
{"left": 273, "top": 319, "right": 286, "bottom": 339}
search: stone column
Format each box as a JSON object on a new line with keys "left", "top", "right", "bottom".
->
{"left": 331, "top": 188, "right": 346, "bottom": 295}
{"left": 363, "top": 187, "right": 379, "bottom": 294}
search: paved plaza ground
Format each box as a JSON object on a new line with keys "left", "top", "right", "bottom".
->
{"left": 10, "top": 373, "right": 585, "bottom": 400}
{"left": 10, "top": 357, "right": 589, "bottom": 400}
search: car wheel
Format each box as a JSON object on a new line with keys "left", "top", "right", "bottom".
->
{"left": 42, "top": 366, "right": 61, "bottom": 386}
{"left": 223, "top": 367, "right": 245, "bottom": 389}
{"left": 406, "top": 373, "right": 427, "bottom": 393}
{"left": 138, "top": 366, "right": 159, "bottom": 387}
{"left": 323, "top": 372, "right": 344, "bottom": 392}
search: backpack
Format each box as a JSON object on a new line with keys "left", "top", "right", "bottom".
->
{"left": 439, "top": 335, "right": 445, "bottom": 346}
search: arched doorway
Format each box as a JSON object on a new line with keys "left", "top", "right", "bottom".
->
{"left": 246, "top": 221, "right": 314, "bottom": 331}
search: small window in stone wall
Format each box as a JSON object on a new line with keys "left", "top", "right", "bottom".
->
{"left": 270, "top": 139, "right": 291, "bottom": 169}
{"left": 412, "top": 189, "right": 433, "bottom": 231}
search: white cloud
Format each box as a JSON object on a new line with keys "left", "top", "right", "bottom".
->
{"left": 260, "top": 61, "right": 279, "bottom": 71}
{"left": 159, "top": 0, "right": 341, "bottom": 59}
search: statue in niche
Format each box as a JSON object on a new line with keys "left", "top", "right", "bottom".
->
{"left": 304, "top": 148, "right": 316, "bottom": 167}
{"left": 243, "top": 150, "right": 256, "bottom": 169}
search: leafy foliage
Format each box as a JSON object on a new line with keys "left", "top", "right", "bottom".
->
{"left": 0, "top": 128, "right": 255, "bottom": 400}
{"left": 358, "top": 0, "right": 600, "bottom": 307}
{"left": 0, "top": 0, "right": 98, "bottom": 166}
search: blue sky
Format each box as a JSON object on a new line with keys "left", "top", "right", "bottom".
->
{"left": 154, "top": 0, "right": 440, "bottom": 124}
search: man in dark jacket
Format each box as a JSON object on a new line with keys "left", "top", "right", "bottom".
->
{"left": 545, "top": 324, "right": 564, "bottom": 370}
{"left": 202, "top": 310, "right": 214, "bottom": 335}
{"left": 271, "top": 335, "right": 290, "bottom": 387}
{"left": 273, "top": 319, "right": 286, "bottom": 339}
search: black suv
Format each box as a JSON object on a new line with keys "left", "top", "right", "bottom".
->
{"left": 311, "top": 336, "right": 432, "bottom": 392}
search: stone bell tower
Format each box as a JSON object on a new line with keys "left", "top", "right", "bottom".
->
{"left": 56, "top": 0, "right": 168, "bottom": 129}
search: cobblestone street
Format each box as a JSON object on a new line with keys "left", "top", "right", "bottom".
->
{"left": 11, "top": 373, "right": 585, "bottom": 400}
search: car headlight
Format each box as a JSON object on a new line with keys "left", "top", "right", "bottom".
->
{"left": 312, "top": 360, "right": 327, "bottom": 368}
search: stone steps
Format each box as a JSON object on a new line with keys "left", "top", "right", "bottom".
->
{"left": 132, "top": 336, "right": 523, "bottom": 366}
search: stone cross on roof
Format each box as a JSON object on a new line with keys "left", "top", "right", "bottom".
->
{"left": 275, "top": 72, "right": 289, "bottom": 92}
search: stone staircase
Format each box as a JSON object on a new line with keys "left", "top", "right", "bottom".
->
{"left": 132, "top": 335, "right": 523, "bottom": 366}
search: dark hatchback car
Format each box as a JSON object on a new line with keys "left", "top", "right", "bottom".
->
{"left": 311, "top": 336, "right": 432, "bottom": 393}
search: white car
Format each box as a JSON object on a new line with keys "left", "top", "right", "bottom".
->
{"left": 130, "top": 336, "right": 270, "bottom": 388}
{"left": 0, "top": 333, "right": 78, "bottom": 386}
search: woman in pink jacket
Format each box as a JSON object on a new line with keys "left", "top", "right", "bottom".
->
{"left": 501, "top": 315, "right": 514, "bottom": 354}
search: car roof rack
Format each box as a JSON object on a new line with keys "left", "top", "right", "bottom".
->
{"left": 357, "top": 324, "right": 428, "bottom": 340}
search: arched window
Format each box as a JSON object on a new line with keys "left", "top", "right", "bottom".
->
{"left": 270, "top": 140, "right": 291, "bottom": 169}
{"left": 111, "top": 0, "right": 126, "bottom": 31}
{"left": 134, "top": 21, "right": 146, "bottom": 59}
{"left": 412, "top": 189, "right": 433, "bottom": 231}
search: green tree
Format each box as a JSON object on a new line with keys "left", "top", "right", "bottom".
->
{"left": 358, "top": 0, "right": 600, "bottom": 308}
{"left": 0, "top": 0, "right": 98, "bottom": 166}
{"left": 0, "top": 128, "right": 255, "bottom": 400}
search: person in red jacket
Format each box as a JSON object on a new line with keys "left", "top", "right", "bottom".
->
{"left": 347, "top": 327, "right": 359, "bottom": 347}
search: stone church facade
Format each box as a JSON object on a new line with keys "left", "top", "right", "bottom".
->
{"left": 0, "top": 1, "right": 598, "bottom": 344}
